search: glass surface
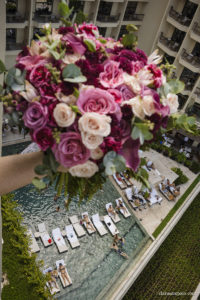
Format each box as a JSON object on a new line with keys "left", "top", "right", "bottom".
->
{"left": 3, "top": 143, "right": 148, "bottom": 300}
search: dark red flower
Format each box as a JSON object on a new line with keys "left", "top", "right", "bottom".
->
{"left": 100, "top": 137, "right": 122, "bottom": 153}
{"left": 58, "top": 26, "right": 74, "bottom": 34}
{"left": 32, "top": 127, "right": 55, "bottom": 151}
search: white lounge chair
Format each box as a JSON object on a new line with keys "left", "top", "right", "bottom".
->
{"left": 52, "top": 228, "right": 68, "bottom": 253}
{"left": 69, "top": 215, "right": 86, "bottom": 237}
{"left": 113, "top": 174, "right": 126, "bottom": 189}
{"left": 120, "top": 172, "right": 132, "bottom": 187}
{"left": 91, "top": 214, "right": 108, "bottom": 236}
{"left": 43, "top": 267, "right": 60, "bottom": 295}
{"left": 38, "top": 222, "right": 53, "bottom": 247}
{"left": 27, "top": 229, "right": 40, "bottom": 253}
{"left": 105, "top": 203, "right": 120, "bottom": 223}
{"left": 65, "top": 225, "right": 80, "bottom": 248}
{"left": 115, "top": 198, "right": 131, "bottom": 218}
{"left": 103, "top": 215, "right": 119, "bottom": 236}
{"left": 148, "top": 188, "right": 163, "bottom": 206}
{"left": 81, "top": 212, "right": 96, "bottom": 234}
{"left": 56, "top": 259, "right": 72, "bottom": 288}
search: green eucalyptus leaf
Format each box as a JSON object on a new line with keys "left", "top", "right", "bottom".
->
{"left": 167, "top": 79, "right": 185, "bottom": 94}
{"left": 62, "top": 64, "right": 82, "bottom": 79}
{"left": 64, "top": 75, "right": 87, "bottom": 83}
{"left": 131, "top": 123, "right": 153, "bottom": 144}
{"left": 32, "top": 177, "right": 46, "bottom": 190}
{"left": 34, "top": 165, "right": 49, "bottom": 176}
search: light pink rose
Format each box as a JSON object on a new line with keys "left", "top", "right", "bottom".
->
{"left": 77, "top": 87, "right": 117, "bottom": 114}
{"left": 79, "top": 112, "right": 111, "bottom": 137}
{"left": 122, "top": 96, "right": 145, "bottom": 120}
{"left": 90, "top": 147, "right": 104, "bottom": 160}
{"left": 53, "top": 103, "right": 76, "bottom": 127}
{"left": 162, "top": 93, "right": 179, "bottom": 114}
{"left": 99, "top": 61, "right": 124, "bottom": 88}
{"left": 142, "top": 95, "right": 156, "bottom": 116}
{"left": 69, "top": 160, "right": 98, "bottom": 177}
{"left": 81, "top": 131, "right": 103, "bottom": 149}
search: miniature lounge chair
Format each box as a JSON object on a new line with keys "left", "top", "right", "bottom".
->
{"left": 65, "top": 225, "right": 80, "bottom": 248}
{"left": 103, "top": 215, "right": 119, "bottom": 236}
{"left": 148, "top": 188, "right": 163, "bottom": 206}
{"left": 27, "top": 229, "right": 40, "bottom": 253}
{"left": 52, "top": 228, "right": 68, "bottom": 253}
{"left": 113, "top": 173, "right": 127, "bottom": 189}
{"left": 120, "top": 172, "right": 132, "bottom": 187}
{"left": 56, "top": 259, "right": 72, "bottom": 288}
{"left": 69, "top": 215, "right": 86, "bottom": 237}
{"left": 43, "top": 267, "right": 60, "bottom": 295}
{"left": 159, "top": 183, "right": 174, "bottom": 201}
{"left": 81, "top": 212, "right": 96, "bottom": 234}
{"left": 105, "top": 203, "right": 120, "bottom": 223}
{"left": 38, "top": 222, "right": 53, "bottom": 247}
{"left": 115, "top": 198, "right": 131, "bottom": 218}
{"left": 91, "top": 214, "right": 108, "bottom": 236}
{"left": 125, "top": 188, "right": 142, "bottom": 211}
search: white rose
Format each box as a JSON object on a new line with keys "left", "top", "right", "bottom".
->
{"left": 20, "top": 81, "right": 39, "bottom": 102}
{"left": 53, "top": 103, "right": 76, "bottom": 127}
{"left": 162, "top": 93, "right": 179, "bottom": 114}
{"left": 122, "top": 96, "right": 145, "bottom": 120}
{"left": 55, "top": 92, "right": 77, "bottom": 105}
{"left": 81, "top": 132, "right": 103, "bottom": 149}
{"left": 69, "top": 160, "right": 99, "bottom": 178}
{"left": 78, "top": 112, "right": 111, "bottom": 137}
{"left": 90, "top": 147, "right": 104, "bottom": 160}
{"left": 142, "top": 95, "right": 156, "bottom": 116}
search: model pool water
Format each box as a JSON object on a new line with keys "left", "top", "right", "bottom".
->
{"left": 3, "top": 142, "right": 149, "bottom": 300}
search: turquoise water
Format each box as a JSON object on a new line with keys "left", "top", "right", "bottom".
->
{"left": 3, "top": 143, "right": 148, "bottom": 300}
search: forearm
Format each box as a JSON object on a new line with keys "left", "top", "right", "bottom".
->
{"left": 0, "top": 151, "right": 43, "bottom": 195}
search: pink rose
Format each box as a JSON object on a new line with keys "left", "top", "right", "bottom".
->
{"left": 23, "top": 102, "right": 48, "bottom": 129}
{"left": 99, "top": 61, "right": 124, "bottom": 88}
{"left": 77, "top": 23, "right": 99, "bottom": 38}
{"left": 53, "top": 132, "right": 90, "bottom": 168}
{"left": 32, "top": 127, "right": 54, "bottom": 151}
{"left": 77, "top": 87, "right": 117, "bottom": 114}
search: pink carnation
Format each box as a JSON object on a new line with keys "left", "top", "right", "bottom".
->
{"left": 99, "top": 61, "right": 124, "bottom": 88}
{"left": 77, "top": 87, "right": 117, "bottom": 114}
{"left": 147, "top": 64, "right": 164, "bottom": 88}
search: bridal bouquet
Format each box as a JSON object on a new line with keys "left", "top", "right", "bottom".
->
{"left": 0, "top": 2, "right": 196, "bottom": 203}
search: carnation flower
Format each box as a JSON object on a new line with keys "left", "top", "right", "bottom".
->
{"left": 77, "top": 23, "right": 99, "bottom": 38}
{"left": 58, "top": 26, "right": 74, "bottom": 34}
{"left": 79, "top": 112, "right": 111, "bottom": 137}
{"left": 23, "top": 102, "right": 48, "bottom": 129}
{"left": 100, "top": 136, "right": 122, "bottom": 153}
{"left": 108, "top": 89, "right": 122, "bottom": 104}
{"left": 53, "top": 132, "right": 90, "bottom": 168}
{"left": 77, "top": 87, "right": 117, "bottom": 114}
{"left": 99, "top": 61, "right": 124, "bottom": 88}
{"left": 53, "top": 103, "right": 76, "bottom": 127}
{"left": 32, "top": 127, "right": 54, "bottom": 151}
{"left": 68, "top": 160, "right": 98, "bottom": 178}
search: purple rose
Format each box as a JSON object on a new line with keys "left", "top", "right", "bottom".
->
{"left": 23, "top": 102, "right": 48, "bottom": 129}
{"left": 32, "top": 127, "right": 55, "bottom": 151}
{"left": 53, "top": 132, "right": 90, "bottom": 168}
{"left": 117, "top": 84, "right": 135, "bottom": 101}
{"left": 77, "top": 87, "right": 117, "bottom": 114}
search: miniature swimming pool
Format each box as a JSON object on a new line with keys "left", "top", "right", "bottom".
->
{"left": 2, "top": 142, "right": 149, "bottom": 300}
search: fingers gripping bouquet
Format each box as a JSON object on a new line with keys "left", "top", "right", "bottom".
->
{"left": 1, "top": 5, "right": 195, "bottom": 203}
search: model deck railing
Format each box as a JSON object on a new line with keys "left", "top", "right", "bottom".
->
{"left": 33, "top": 14, "right": 60, "bottom": 23}
{"left": 194, "top": 87, "right": 200, "bottom": 98}
{"left": 159, "top": 32, "right": 180, "bottom": 52}
{"left": 192, "top": 22, "right": 200, "bottom": 36}
{"left": 6, "top": 14, "right": 26, "bottom": 23}
{"left": 169, "top": 6, "right": 192, "bottom": 27}
{"left": 97, "top": 14, "right": 120, "bottom": 23}
{"left": 181, "top": 48, "right": 200, "bottom": 68}
{"left": 179, "top": 76, "right": 196, "bottom": 91}
{"left": 6, "top": 42, "right": 24, "bottom": 51}
{"left": 123, "top": 14, "right": 144, "bottom": 22}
